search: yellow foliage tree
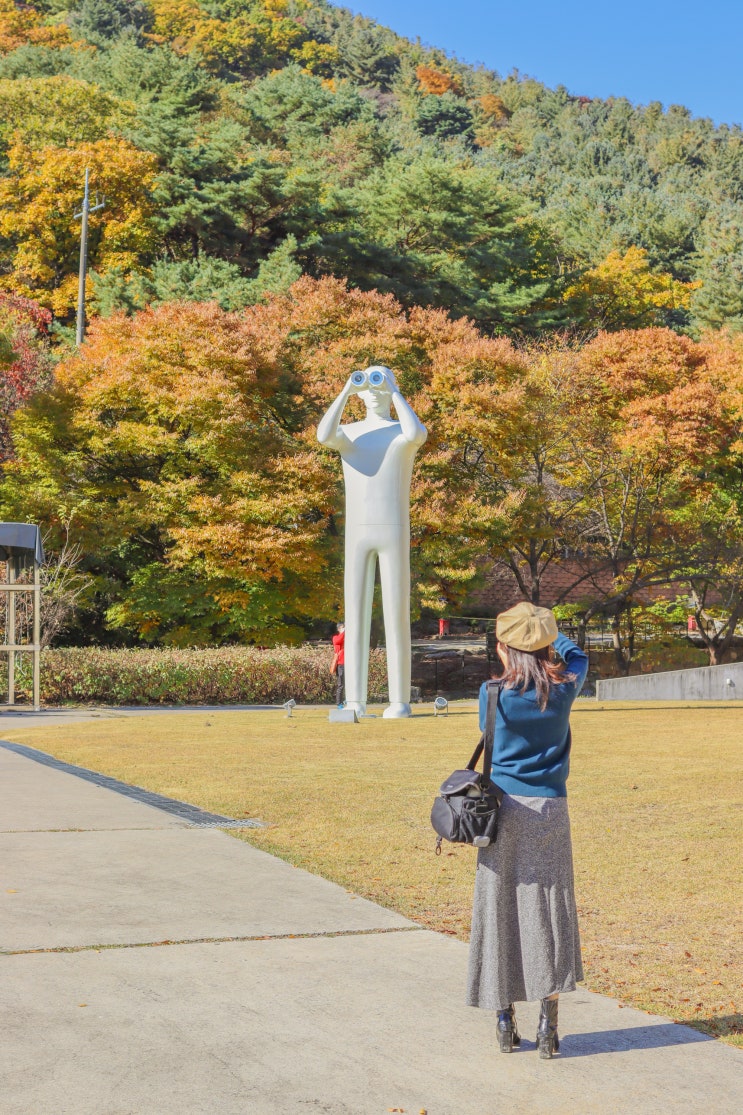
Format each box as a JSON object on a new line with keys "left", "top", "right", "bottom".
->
{"left": 149, "top": 0, "right": 261, "bottom": 71}
{"left": 0, "top": 75, "right": 134, "bottom": 149}
{"left": 0, "top": 138, "right": 159, "bottom": 317}
{"left": 0, "top": 0, "right": 73, "bottom": 53}
{"left": 562, "top": 246, "right": 698, "bottom": 330}
{"left": 291, "top": 39, "right": 339, "bottom": 77}
{"left": 148, "top": 0, "right": 308, "bottom": 76}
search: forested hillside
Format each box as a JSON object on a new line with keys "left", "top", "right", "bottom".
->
{"left": 1, "top": 0, "right": 742, "bottom": 336}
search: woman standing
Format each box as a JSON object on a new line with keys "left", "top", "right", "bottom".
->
{"left": 467, "top": 602, "right": 589, "bottom": 1059}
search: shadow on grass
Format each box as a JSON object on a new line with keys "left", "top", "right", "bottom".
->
{"left": 684, "top": 1013, "right": 742, "bottom": 1043}
{"left": 410, "top": 709, "right": 477, "bottom": 718}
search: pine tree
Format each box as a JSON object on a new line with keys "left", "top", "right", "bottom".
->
{"left": 692, "top": 206, "right": 743, "bottom": 332}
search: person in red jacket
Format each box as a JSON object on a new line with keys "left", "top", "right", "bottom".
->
{"left": 332, "top": 623, "right": 345, "bottom": 708}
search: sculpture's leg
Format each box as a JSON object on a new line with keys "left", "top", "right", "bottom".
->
{"left": 344, "top": 535, "right": 376, "bottom": 716}
{"left": 378, "top": 530, "right": 412, "bottom": 719}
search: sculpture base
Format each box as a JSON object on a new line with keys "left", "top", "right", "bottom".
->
{"left": 328, "top": 708, "right": 358, "bottom": 724}
{"left": 383, "top": 702, "right": 412, "bottom": 719}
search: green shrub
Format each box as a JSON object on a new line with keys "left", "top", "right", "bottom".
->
{"left": 16, "top": 646, "right": 389, "bottom": 706}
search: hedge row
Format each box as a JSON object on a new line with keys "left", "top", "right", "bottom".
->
{"left": 16, "top": 646, "right": 389, "bottom": 706}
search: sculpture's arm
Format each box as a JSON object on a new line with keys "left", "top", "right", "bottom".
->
{"left": 317, "top": 379, "right": 355, "bottom": 451}
{"left": 390, "top": 378, "right": 427, "bottom": 447}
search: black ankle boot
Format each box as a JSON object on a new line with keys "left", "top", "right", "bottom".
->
{"left": 536, "top": 997, "right": 560, "bottom": 1059}
{"left": 496, "top": 1004, "right": 521, "bottom": 1053}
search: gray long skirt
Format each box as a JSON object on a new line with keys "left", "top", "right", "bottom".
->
{"left": 467, "top": 794, "right": 584, "bottom": 1010}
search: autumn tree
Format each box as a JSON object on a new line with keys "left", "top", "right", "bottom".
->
{"left": 0, "top": 0, "right": 73, "bottom": 54}
{"left": 666, "top": 330, "right": 743, "bottom": 663}
{"left": 147, "top": 0, "right": 315, "bottom": 80}
{"left": 0, "top": 74, "right": 134, "bottom": 148}
{"left": 415, "top": 64, "right": 463, "bottom": 97}
{"left": 0, "top": 292, "right": 52, "bottom": 456}
{"left": 451, "top": 326, "right": 741, "bottom": 670}
{"left": 471, "top": 93, "right": 511, "bottom": 147}
{"left": 0, "top": 138, "right": 159, "bottom": 317}
{"left": 0, "top": 278, "right": 525, "bottom": 643}
{"left": 485, "top": 339, "right": 596, "bottom": 608}
{"left": 562, "top": 247, "right": 697, "bottom": 332}
{"left": 567, "top": 328, "right": 723, "bottom": 672}
{"left": 0, "top": 295, "right": 340, "bottom": 644}
{"left": 227, "top": 276, "right": 526, "bottom": 618}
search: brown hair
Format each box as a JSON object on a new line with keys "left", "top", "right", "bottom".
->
{"left": 496, "top": 644, "right": 576, "bottom": 712}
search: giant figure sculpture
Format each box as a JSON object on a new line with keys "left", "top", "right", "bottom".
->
{"left": 317, "top": 367, "right": 427, "bottom": 718}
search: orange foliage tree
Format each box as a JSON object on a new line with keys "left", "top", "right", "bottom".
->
{"left": 666, "top": 329, "right": 743, "bottom": 663}
{"left": 243, "top": 276, "right": 526, "bottom": 614}
{"left": 1, "top": 296, "right": 339, "bottom": 644}
{"left": 479, "top": 327, "right": 736, "bottom": 671}
{"left": 566, "top": 328, "right": 725, "bottom": 670}
{"left": 415, "top": 65, "right": 463, "bottom": 97}
{"left": 483, "top": 338, "right": 595, "bottom": 607}
{"left": 478, "top": 93, "right": 510, "bottom": 124}
{"left": 0, "top": 0, "right": 74, "bottom": 53}
{"left": 0, "top": 278, "right": 525, "bottom": 644}
{"left": 2, "top": 278, "right": 741, "bottom": 654}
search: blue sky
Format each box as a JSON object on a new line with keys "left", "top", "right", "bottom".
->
{"left": 344, "top": 1, "right": 743, "bottom": 127}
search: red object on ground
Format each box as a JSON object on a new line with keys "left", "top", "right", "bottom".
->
{"left": 687, "top": 616, "right": 698, "bottom": 632}
{"left": 439, "top": 618, "right": 450, "bottom": 636}
{"left": 332, "top": 630, "right": 345, "bottom": 664}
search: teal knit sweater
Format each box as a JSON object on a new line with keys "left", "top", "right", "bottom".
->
{"left": 478, "top": 633, "right": 589, "bottom": 798}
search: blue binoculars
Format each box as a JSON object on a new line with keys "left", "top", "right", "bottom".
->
{"left": 351, "top": 368, "right": 387, "bottom": 389}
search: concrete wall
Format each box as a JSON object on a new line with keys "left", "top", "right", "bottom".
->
{"left": 596, "top": 660, "right": 743, "bottom": 701}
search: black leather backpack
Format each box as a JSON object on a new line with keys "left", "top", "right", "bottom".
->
{"left": 430, "top": 680, "right": 502, "bottom": 854}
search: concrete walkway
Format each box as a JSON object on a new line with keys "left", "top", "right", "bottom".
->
{"left": 1, "top": 728, "right": 741, "bottom": 1115}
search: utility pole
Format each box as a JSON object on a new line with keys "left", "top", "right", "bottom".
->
{"left": 74, "top": 167, "right": 105, "bottom": 346}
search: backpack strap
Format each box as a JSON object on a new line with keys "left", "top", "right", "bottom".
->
{"left": 466, "top": 680, "right": 502, "bottom": 801}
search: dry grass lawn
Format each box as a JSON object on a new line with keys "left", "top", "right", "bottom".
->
{"left": 4, "top": 700, "right": 741, "bottom": 1047}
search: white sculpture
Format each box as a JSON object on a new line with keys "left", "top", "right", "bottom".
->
{"left": 317, "top": 366, "right": 427, "bottom": 718}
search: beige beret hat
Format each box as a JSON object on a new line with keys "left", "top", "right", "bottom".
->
{"left": 496, "top": 601, "right": 558, "bottom": 652}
